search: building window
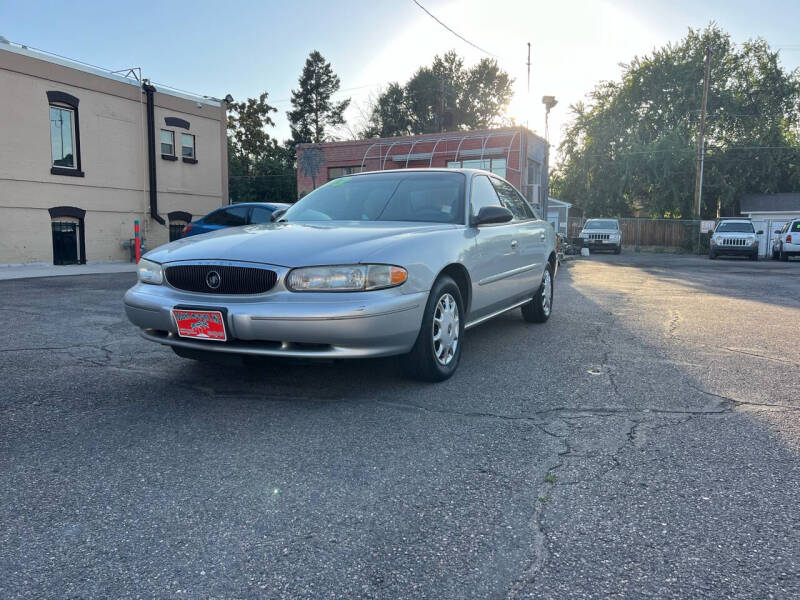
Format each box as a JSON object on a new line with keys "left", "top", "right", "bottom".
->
{"left": 50, "top": 106, "right": 76, "bottom": 168}
{"left": 328, "top": 166, "right": 364, "bottom": 180}
{"left": 47, "top": 91, "right": 83, "bottom": 177}
{"left": 181, "top": 133, "right": 195, "bottom": 159}
{"left": 160, "top": 130, "right": 175, "bottom": 155}
{"left": 526, "top": 160, "right": 541, "bottom": 204}
{"left": 447, "top": 158, "right": 507, "bottom": 178}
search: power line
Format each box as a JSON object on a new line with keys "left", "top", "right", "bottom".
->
{"left": 411, "top": 0, "right": 499, "bottom": 58}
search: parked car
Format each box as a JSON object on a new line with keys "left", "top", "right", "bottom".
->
{"left": 181, "top": 202, "right": 291, "bottom": 238}
{"left": 124, "top": 169, "right": 558, "bottom": 381}
{"left": 579, "top": 218, "right": 622, "bottom": 253}
{"left": 771, "top": 218, "right": 800, "bottom": 261}
{"left": 709, "top": 218, "right": 762, "bottom": 260}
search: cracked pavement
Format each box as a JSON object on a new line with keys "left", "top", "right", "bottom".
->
{"left": 1, "top": 253, "right": 799, "bottom": 598}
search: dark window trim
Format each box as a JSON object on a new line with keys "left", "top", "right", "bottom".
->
{"left": 168, "top": 210, "right": 193, "bottom": 223}
{"left": 165, "top": 116, "right": 190, "bottom": 130}
{"left": 182, "top": 157, "right": 198, "bottom": 164}
{"left": 161, "top": 154, "right": 179, "bottom": 161}
{"left": 47, "top": 91, "right": 83, "bottom": 176}
{"left": 50, "top": 166, "right": 85, "bottom": 177}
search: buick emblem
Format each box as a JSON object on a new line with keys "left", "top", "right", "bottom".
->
{"left": 206, "top": 270, "right": 221, "bottom": 289}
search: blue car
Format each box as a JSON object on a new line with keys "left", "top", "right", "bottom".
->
{"left": 181, "top": 202, "right": 291, "bottom": 238}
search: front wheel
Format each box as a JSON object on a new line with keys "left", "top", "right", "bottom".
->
{"left": 709, "top": 251, "right": 717, "bottom": 260}
{"left": 522, "top": 262, "right": 554, "bottom": 323}
{"left": 613, "top": 245, "right": 622, "bottom": 255}
{"left": 401, "top": 276, "right": 464, "bottom": 382}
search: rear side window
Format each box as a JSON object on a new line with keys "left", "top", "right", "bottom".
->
{"left": 250, "top": 206, "right": 275, "bottom": 224}
{"left": 490, "top": 178, "right": 534, "bottom": 219}
{"left": 204, "top": 206, "right": 250, "bottom": 226}
{"left": 792, "top": 221, "right": 800, "bottom": 232}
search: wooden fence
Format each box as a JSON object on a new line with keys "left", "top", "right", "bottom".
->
{"left": 567, "top": 218, "right": 705, "bottom": 252}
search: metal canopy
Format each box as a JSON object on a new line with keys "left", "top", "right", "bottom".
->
{"left": 359, "top": 131, "right": 522, "bottom": 173}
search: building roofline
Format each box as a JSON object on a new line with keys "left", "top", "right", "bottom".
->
{"left": 299, "top": 126, "right": 547, "bottom": 149}
{"left": 0, "top": 38, "right": 221, "bottom": 107}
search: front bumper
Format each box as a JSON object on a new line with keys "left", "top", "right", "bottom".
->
{"left": 124, "top": 283, "right": 427, "bottom": 359}
{"left": 582, "top": 238, "right": 620, "bottom": 248}
{"left": 712, "top": 245, "right": 757, "bottom": 256}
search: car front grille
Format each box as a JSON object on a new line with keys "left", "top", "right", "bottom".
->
{"left": 720, "top": 238, "right": 747, "bottom": 246}
{"left": 587, "top": 233, "right": 610, "bottom": 240}
{"left": 165, "top": 264, "right": 278, "bottom": 294}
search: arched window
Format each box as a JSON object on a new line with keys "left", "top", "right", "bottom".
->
{"left": 49, "top": 206, "right": 86, "bottom": 265}
{"left": 46, "top": 91, "right": 84, "bottom": 177}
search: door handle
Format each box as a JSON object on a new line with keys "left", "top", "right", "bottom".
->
{"left": 510, "top": 240, "right": 518, "bottom": 248}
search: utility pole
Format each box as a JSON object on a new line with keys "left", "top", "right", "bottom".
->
{"left": 694, "top": 46, "right": 711, "bottom": 218}
{"left": 526, "top": 42, "right": 531, "bottom": 129}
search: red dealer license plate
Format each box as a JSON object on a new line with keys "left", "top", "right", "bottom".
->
{"left": 172, "top": 309, "right": 227, "bottom": 342}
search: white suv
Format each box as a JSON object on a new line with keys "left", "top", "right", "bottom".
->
{"left": 709, "top": 219, "right": 762, "bottom": 261}
{"left": 771, "top": 219, "right": 800, "bottom": 261}
{"left": 579, "top": 219, "right": 622, "bottom": 254}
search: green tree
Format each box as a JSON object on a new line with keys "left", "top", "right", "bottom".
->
{"left": 552, "top": 25, "right": 800, "bottom": 218}
{"left": 287, "top": 51, "right": 350, "bottom": 154}
{"left": 363, "top": 50, "right": 514, "bottom": 137}
{"left": 227, "top": 92, "right": 296, "bottom": 203}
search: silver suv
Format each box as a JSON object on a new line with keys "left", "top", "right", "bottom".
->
{"left": 709, "top": 219, "right": 762, "bottom": 261}
{"left": 579, "top": 219, "right": 622, "bottom": 254}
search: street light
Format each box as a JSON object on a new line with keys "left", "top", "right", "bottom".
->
{"left": 541, "top": 95, "right": 557, "bottom": 219}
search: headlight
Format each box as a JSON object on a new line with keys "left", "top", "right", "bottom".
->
{"left": 286, "top": 264, "right": 407, "bottom": 292}
{"left": 610, "top": 233, "right": 620, "bottom": 240}
{"left": 710, "top": 237, "right": 718, "bottom": 245}
{"left": 137, "top": 258, "right": 163, "bottom": 284}
{"left": 579, "top": 233, "right": 587, "bottom": 238}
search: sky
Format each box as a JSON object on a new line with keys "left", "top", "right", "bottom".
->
{"left": 2, "top": 0, "right": 798, "bottom": 158}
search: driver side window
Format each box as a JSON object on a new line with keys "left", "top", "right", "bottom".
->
{"left": 470, "top": 175, "right": 502, "bottom": 217}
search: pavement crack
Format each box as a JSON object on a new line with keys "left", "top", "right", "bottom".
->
{"left": 685, "top": 382, "right": 800, "bottom": 412}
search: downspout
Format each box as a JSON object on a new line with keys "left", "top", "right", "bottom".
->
{"left": 142, "top": 81, "right": 165, "bottom": 225}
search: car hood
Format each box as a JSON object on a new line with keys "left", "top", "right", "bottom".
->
{"left": 145, "top": 221, "right": 460, "bottom": 267}
{"left": 580, "top": 229, "right": 619, "bottom": 234}
{"left": 714, "top": 231, "right": 755, "bottom": 237}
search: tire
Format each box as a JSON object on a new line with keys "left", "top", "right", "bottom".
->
{"left": 401, "top": 276, "right": 464, "bottom": 382}
{"left": 780, "top": 249, "right": 789, "bottom": 262}
{"left": 709, "top": 251, "right": 717, "bottom": 260}
{"left": 772, "top": 250, "right": 779, "bottom": 260}
{"left": 613, "top": 245, "right": 621, "bottom": 255}
{"left": 522, "top": 261, "right": 554, "bottom": 324}
{"left": 748, "top": 253, "right": 758, "bottom": 261}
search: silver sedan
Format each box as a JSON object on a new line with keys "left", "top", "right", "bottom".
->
{"left": 124, "top": 169, "right": 557, "bottom": 381}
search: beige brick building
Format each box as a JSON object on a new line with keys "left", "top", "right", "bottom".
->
{"left": 0, "top": 39, "right": 228, "bottom": 265}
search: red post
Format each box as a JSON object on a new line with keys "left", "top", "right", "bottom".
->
{"left": 134, "top": 220, "right": 141, "bottom": 263}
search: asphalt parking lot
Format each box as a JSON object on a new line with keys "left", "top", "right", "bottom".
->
{"left": 2, "top": 253, "right": 799, "bottom": 598}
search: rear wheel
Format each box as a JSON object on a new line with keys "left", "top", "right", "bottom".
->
{"left": 401, "top": 276, "right": 464, "bottom": 382}
{"left": 522, "top": 262, "right": 554, "bottom": 323}
{"left": 772, "top": 249, "right": 779, "bottom": 260}
{"left": 780, "top": 248, "right": 789, "bottom": 262}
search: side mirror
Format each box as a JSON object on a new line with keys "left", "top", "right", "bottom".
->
{"left": 472, "top": 206, "right": 513, "bottom": 226}
{"left": 756, "top": 230, "right": 764, "bottom": 235}
{"left": 270, "top": 208, "right": 287, "bottom": 222}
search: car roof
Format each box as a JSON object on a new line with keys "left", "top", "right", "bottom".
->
{"left": 217, "top": 202, "right": 290, "bottom": 209}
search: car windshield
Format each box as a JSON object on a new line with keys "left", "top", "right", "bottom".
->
{"left": 717, "top": 222, "right": 754, "bottom": 233}
{"left": 585, "top": 220, "right": 618, "bottom": 230}
{"left": 281, "top": 172, "right": 466, "bottom": 224}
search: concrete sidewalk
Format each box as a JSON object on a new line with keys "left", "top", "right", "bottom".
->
{"left": 0, "top": 261, "right": 136, "bottom": 281}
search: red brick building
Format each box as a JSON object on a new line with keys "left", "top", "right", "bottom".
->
{"left": 296, "top": 126, "right": 549, "bottom": 214}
